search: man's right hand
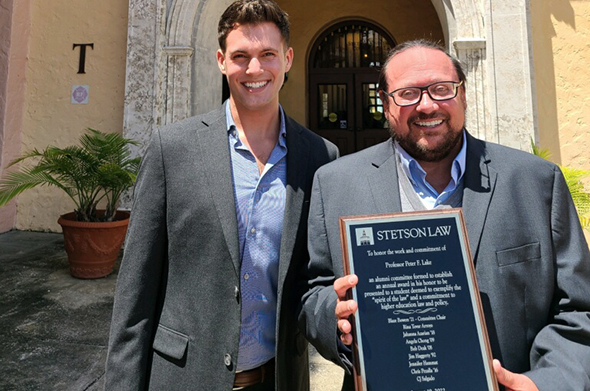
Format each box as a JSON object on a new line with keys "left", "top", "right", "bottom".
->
{"left": 334, "top": 274, "right": 359, "bottom": 345}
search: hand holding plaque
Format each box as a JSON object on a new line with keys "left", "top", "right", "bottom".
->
{"left": 339, "top": 209, "right": 498, "bottom": 391}
{"left": 334, "top": 274, "right": 359, "bottom": 345}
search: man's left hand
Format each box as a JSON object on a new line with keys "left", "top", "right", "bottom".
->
{"left": 493, "top": 359, "right": 539, "bottom": 391}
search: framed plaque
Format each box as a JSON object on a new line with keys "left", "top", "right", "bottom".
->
{"left": 339, "top": 208, "right": 498, "bottom": 391}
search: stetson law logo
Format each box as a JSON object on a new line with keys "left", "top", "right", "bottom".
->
{"left": 356, "top": 227, "right": 374, "bottom": 246}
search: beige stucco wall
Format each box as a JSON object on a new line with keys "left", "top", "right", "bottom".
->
{"left": 531, "top": 0, "right": 590, "bottom": 170}
{"left": 13, "top": 0, "right": 128, "bottom": 231}
{"left": 531, "top": 1, "right": 589, "bottom": 240}
{"left": 277, "top": 0, "right": 443, "bottom": 126}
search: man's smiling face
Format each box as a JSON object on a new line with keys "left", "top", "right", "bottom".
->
{"left": 381, "top": 46, "right": 466, "bottom": 163}
{"left": 217, "top": 22, "right": 293, "bottom": 114}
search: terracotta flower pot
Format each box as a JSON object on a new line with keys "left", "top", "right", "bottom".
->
{"left": 57, "top": 210, "right": 130, "bottom": 279}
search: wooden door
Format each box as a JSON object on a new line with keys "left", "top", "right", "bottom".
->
{"left": 309, "top": 71, "right": 389, "bottom": 155}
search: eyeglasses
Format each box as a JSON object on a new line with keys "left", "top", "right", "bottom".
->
{"left": 382, "top": 81, "right": 464, "bottom": 107}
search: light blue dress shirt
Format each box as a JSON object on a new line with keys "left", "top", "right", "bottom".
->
{"left": 395, "top": 130, "right": 467, "bottom": 209}
{"left": 226, "top": 102, "right": 287, "bottom": 371}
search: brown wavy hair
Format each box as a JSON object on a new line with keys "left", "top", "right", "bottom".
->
{"left": 218, "top": 0, "right": 290, "bottom": 52}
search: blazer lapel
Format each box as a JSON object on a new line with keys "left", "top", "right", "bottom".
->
{"left": 462, "top": 133, "right": 497, "bottom": 261}
{"left": 277, "top": 118, "right": 309, "bottom": 290}
{"left": 367, "top": 140, "right": 403, "bottom": 214}
{"left": 365, "top": 135, "right": 496, "bottom": 261}
{"left": 196, "top": 108, "right": 241, "bottom": 276}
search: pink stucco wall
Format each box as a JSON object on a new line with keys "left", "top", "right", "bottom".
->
{"left": 0, "top": 0, "right": 29, "bottom": 233}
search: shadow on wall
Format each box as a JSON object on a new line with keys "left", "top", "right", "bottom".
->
{"left": 530, "top": 0, "right": 575, "bottom": 164}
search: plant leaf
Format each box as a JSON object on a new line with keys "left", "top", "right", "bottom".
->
{"left": 0, "top": 128, "right": 141, "bottom": 221}
{"left": 0, "top": 169, "right": 61, "bottom": 206}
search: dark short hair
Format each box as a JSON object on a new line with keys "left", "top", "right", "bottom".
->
{"left": 218, "top": 0, "right": 290, "bottom": 52}
{"left": 378, "top": 39, "right": 466, "bottom": 94}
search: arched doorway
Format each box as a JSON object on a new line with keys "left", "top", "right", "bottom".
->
{"left": 123, "top": 0, "right": 537, "bottom": 158}
{"left": 308, "top": 21, "right": 395, "bottom": 155}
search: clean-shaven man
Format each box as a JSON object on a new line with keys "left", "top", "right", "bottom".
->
{"left": 105, "top": 1, "right": 338, "bottom": 390}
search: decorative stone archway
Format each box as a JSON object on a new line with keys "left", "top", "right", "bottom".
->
{"left": 122, "top": 0, "right": 232, "bottom": 156}
{"left": 123, "top": 0, "right": 536, "bottom": 153}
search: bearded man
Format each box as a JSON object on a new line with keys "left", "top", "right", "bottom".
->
{"left": 299, "top": 39, "right": 590, "bottom": 391}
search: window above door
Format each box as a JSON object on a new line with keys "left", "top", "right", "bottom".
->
{"left": 311, "top": 21, "right": 395, "bottom": 70}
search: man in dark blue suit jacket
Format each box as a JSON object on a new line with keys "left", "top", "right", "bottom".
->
{"left": 300, "top": 40, "right": 590, "bottom": 391}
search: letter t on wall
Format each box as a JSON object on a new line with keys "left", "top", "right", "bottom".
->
{"left": 73, "top": 43, "right": 94, "bottom": 74}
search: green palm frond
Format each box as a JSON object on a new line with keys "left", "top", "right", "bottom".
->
{"left": 0, "top": 169, "right": 61, "bottom": 206}
{"left": 81, "top": 128, "right": 139, "bottom": 163}
{"left": 530, "top": 139, "right": 552, "bottom": 160}
{"left": 531, "top": 138, "right": 590, "bottom": 231}
{"left": 7, "top": 149, "right": 45, "bottom": 167}
{"left": 561, "top": 166, "right": 590, "bottom": 230}
{"left": 0, "top": 128, "right": 141, "bottom": 222}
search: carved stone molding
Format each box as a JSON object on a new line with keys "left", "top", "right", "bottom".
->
{"left": 453, "top": 38, "right": 489, "bottom": 141}
{"left": 161, "top": 46, "right": 194, "bottom": 124}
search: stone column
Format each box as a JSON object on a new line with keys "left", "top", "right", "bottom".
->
{"left": 120, "top": 0, "right": 164, "bottom": 208}
{"left": 438, "top": 0, "right": 493, "bottom": 142}
{"left": 162, "top": 46, "right": 194, "bottom": 125}
{"left": 122, "top": 0, "right": 163, "bottom": 150}
{"left": 453, "top": 38, "right": 490, "bottom": 142}
{"left": 483, "top": 0, "right": 537, "bottom": 150}
{"left": 441, "top": 0, "right": 536, "bottom": 150}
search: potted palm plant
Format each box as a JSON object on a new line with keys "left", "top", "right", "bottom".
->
{"left": 0, "top": 128, "right": 141, "bottom": 278}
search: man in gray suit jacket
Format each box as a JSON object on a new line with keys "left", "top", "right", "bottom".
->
{"left": 105, "top": 1, "right": 338, "bottom": 390}
{"left": 299, "top": 40, "right": 590, "bottom": 391}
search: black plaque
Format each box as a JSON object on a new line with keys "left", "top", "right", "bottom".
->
{"left": 339, "top": 209, "right": 498, "bottom": 391}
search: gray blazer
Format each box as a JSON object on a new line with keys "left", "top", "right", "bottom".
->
{"left": 105, "top": 106, "right": 338, "bottom": 390}
{"left": 300, "top": 133, "right": 590, "bottom": 391}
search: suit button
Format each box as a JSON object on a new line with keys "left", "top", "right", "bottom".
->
{"left": 234, "top": 286, "right": 240, "bottom": 300}
{"left": 224, "top": 353, "right": 232, "bottom": 367}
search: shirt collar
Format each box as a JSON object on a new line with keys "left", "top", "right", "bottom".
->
{"left": 225, "top": 100, "right": 287, "bottom": 148}
{"left": 395, "top": 129, "right": 467, "bottom": 190}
